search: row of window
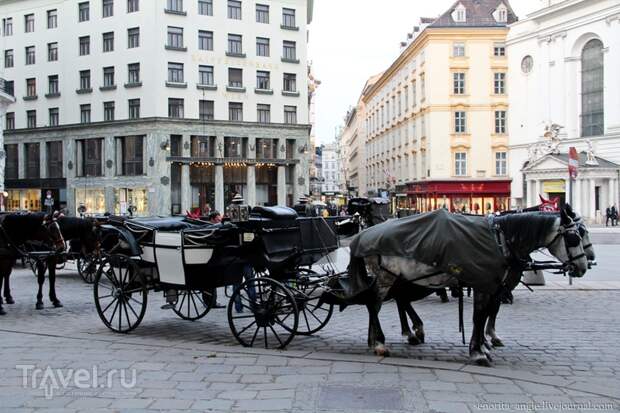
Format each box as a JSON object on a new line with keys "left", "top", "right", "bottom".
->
{"left": 0, "top": 1, "right": 297, "bottom": 36}
{"left": 4, "top": 101, "right": 298, "bottom": 129}
{"left": 9, "top": 65, "right": 298, "bottom": 99}
{"left": 366, "top": 72, "right": 507, "bottom": 136}
{"left": 2, "top": 30, "right": 298, "bottom": 69}
{"left": 452, "top": 41, "right": 506, "bottom": 58}
{"left": 167, "top": 27, "right": 299, "bottom": 61}
{"left": 454, "top": 151, "right": 507, "bottom": 177}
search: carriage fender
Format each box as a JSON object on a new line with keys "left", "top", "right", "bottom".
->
{"left": 100, "top": 224, "right": 141, "bottom": 256}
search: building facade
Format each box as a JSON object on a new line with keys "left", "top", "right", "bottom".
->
{"left": 507, "top": 0, "right": 620, "bottom": 221}
{"left": 363, "top": 0, "right": 516, "bottom": 214}
{"left": 0, "top": 78, "right": 17, "bottom": 210}
{"left": 320, "top": 142, "right": 340, "bottom": 196}
{"left": 1, "top": 0, "right": 313, "bottom": 216}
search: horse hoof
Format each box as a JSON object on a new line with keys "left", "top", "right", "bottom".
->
{"left": 491, "top": 337, "right": 504, "bottom": 347}
{"left": 52, "top": 301, "right": 63, "bottom": 308}
{"left": 374, "top": 345, "right": 390, "bottom": 357}
{"left": 483, "top": 340, "right": 493, "bottom": 351}
{"left": 35, "top": 302, "right": 44, "bottom": 310}
{"left": 440, "top": 296, "right": 449, "bottom": 303}
{"left": 5, "top": 297, "right": 15, "bottom": 305}
{"left": 0, "top": 308, "right": 6, "bottom": 316}
{"left": 407, "top": 336, "right": 422, "bottom": 346}
{"left": 471, "top": 353, "right": 491, "bottom": 367}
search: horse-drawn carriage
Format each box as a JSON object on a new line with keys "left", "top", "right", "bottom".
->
{"left": 92, "top": 207, "right": 341, "bottom": 349}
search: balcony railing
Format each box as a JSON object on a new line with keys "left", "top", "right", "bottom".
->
{"left": 0, "top": 78, "right": 15, "bottom": 97}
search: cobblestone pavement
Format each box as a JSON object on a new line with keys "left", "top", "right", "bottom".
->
{"left": 1, "top": 266, "right": 619, "bottom": 412}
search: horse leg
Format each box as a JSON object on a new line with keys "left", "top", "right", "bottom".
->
{"left": 396, "top": 298, "right": 413, "bottom": 339}
{"left": 470, "top": 290, "right": 492, "bottom": 366}
{"left": 0, "top": 272, "right": 4, "bottom": 315}
{"left": 366, "top": 300, "right": 388, "bottom": 356}
{"left": 404, "top": 302, "right": 425, "bottom": 344}
{"left": 4, "top": 271, "right": 14, "bottom": 304}
{"left": 48, "top": 258, "right": 62, "bottom": 308}
{"left": 437, "top": 288, "right": 449, "bottom": 303}
{"left": 485, "top": 293, "right": 504, "bottom": 347}
{"left": 36, "top": 261, "right": 45, "bottom": 310}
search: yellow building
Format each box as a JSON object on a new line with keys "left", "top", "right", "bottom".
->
{"left": 363, "top": 0, "right": 516, "bottom": 214}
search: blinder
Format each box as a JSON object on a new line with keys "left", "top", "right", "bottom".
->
{"left": 564, "top": 231, "right": 581, "bottom": 248}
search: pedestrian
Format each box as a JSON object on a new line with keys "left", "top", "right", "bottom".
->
{"left": 606, "top": 206, "right": 612, "bottom": 227}
{"left": 612, "top": 204, "right": 618, "bottom": 226}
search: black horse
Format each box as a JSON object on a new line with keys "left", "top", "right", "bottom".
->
{"left": 29, "top": 216, "right": 100, "bottom": 310}
{"left": 0, "top": 213, "right": 65, "bottom": 315}
{"left": 331, "top": 207, "right": 588, "bottom": 365}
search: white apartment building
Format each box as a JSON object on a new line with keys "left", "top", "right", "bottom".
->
{"left": 507, "top": 0, "right": 620, "bottom": 221}
{"left": 1, "top": 0, "right": 313, "bottom": 216}
{"left": 320, "top": 142, "right": 340, "bottom": 195}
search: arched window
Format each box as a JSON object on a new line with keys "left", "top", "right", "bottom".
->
{"left": 581, "top": 39, "right": 604, "bottom": 137}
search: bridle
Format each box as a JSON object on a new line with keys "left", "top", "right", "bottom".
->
{"left": 544, "top": 221, "right": 587, "bottom": 268}
{"left": 42, "top": 216, "right": 66, "bottom": 253}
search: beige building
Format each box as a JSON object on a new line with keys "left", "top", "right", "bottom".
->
{"left": 341, "top": 74, "right": 380, "bottom": 197}
{"left": 363, "top": 0, "right": 516, "bottom": 214}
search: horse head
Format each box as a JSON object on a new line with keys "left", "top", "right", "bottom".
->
{"left": 544, "top": 206, "right": 589, "bottom": 278}
{"left": 564, "top": 204, "right": 596, "bottom": 267}
{"left": 40, "top": 213, "right": 66, "bottom": 253}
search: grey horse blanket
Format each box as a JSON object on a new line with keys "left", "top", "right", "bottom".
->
{"left": 347, "top": 209, "right": 508, "bottom": 294}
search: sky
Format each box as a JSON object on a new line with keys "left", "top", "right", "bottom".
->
{"left": 308, "top": 0, "right": 545, "bottom": 144}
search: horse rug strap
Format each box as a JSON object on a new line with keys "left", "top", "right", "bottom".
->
{"left": 348, "top": 209, "right": 508, "bottom": 294}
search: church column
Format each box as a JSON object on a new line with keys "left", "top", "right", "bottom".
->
{"left": 608, "top": 178, "right": 615, "bottom": 210}
{"left": 574, "top": 178, "right": 582, "bottom": 213}
{"left": 588, "top": 178, "right": 596, "bottom": 222}
{"left": 277, "top": 166, "right": 286, "bottom": 206}
{"left": 180, "top": 135, "right": 191, "bottom": 213}
{"left": 535, "top": 179, "right": 543, "bottom": 204}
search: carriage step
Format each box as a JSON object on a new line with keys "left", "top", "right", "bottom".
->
{"left": 160, "top": 303, "right": 175, "bottom": 310}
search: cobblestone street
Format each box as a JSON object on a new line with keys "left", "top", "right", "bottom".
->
{"left": 1, "top": 263, "right": 619, "bottom": 412}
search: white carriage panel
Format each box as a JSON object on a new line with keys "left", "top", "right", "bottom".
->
{"left": 141, "top": 247, "right": 155, "bottom": 263}
{"left": 154, "top": 232, "right": 185, "bottom": 285}
{"left": 184, "top": 248, "right": 214, "bottom": 265}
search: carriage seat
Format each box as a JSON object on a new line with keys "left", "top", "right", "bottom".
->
{"left": 250, "top": 206, "right": 298, "bottom": 220}
{"left": 129, "top": 217, "right": 205, "bottom": 231}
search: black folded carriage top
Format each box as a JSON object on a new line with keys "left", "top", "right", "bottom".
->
{"left": 251, "top": 206, "right": 298, "bottom": 220}
{"left": 127, "top": 216, "right": 208, "bottom": 231}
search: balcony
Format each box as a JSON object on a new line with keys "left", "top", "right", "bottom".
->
{"left": 0, "top": 78, "right": 16, "bottom": 102}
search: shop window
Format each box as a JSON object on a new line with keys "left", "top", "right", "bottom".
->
{"left": 117, "top": 136, "right": 144, "bottom": 176}
{"left": 191, "top": 135, "right": 215, "bottom": 157}
{"left": 75, "top": 188, "right": 106, "bottom": 215}
{"left": 4, "top": 144, "right": 18, "bottom": 179}
{"left": 77, "top": 138, "right": 103, "bottom": 176}
{"left": 114, "top": 188, "right": 148, "bottom": 216}
{"left": 47, "top": 141, "right": 63, "bottom": 178}
{"left": 25, "top": 143, "right": 40, "bottom": 179}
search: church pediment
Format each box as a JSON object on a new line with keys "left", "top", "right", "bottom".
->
{"left": 522, "top": 154, "right": 567, "bottom": 172}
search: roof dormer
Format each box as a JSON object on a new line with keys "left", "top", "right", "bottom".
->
{"left": 452, "top": 2, "right": 467, "bottom": 23}
{"left": 493, "top": 2, "right": 508, "bottom": 23}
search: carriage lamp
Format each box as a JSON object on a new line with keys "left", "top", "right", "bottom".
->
{"left": 226, "top": 194, "right": 250, "bottom": 222}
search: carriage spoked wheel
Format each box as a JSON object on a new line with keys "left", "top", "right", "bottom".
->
{"left": 228, "top": 277, "right": 298, "bottom": 349}
{"left": 77, "top": 255, "right": 98, "bottom": 284}
{"left": 286, "top": 269, "right": 334, "bottom": 336}
{"left": 173, "top": 289, "right": 216, "bottom": 321}
{"left": 94, "top": 255, "right": 147, "bottom": 333}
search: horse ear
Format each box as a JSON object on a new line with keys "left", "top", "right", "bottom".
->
{"left": 565, "top": 203, "right": 576, "bottom": 218}
{"left": 560, "top": 207, "right": 572, "bottom": 225}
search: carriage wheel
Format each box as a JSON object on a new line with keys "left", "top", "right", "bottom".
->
{"left": 77, "top": 255, "right": 98, "bottom": 284}
{"left": 173, "top": 289, "right": 216, "bottom": 321}
{"left": 228, "top": 277, "right": 298, "bottom": 349}
{"left": 287, "top": 270, "right": 334, "bottom": 336}
{"left": 94, "top": 255, "right": 147, "bottom": 333}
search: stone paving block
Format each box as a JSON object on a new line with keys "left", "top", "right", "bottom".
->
{"left": 482, "top": 383, "right": 525, "bottom": 394}
{"left": 66, "top": 397, "right": 114, "bottom": 409}
{"left": 219, "top": 390, "right": 259, "bottom": 400}
{"left": 239, "top": 374, "right": 274, "bottom": 384}
{"left": 109, "top": 398, "right": 154, "bottom": 409}
{"left": 202, "top": 373, "right": 241, "bottom": 383}
{"left": 427, "top": 400, "right": 472, "bottom": 413}
{"left": 516, "top": 381, "right": 565, "bottom": 395}
{"left": 419, "top": 381, "right": 458, "bottom": 391}
{"left": 423, "top": 391, "right": 479, "bottom": 402}
{"left": 139, "top": 389, "right": 177, "bottom": 398}
{"left": 131, "top": 362, "right": 166, "bottom": 371}
{"left": 244, "top": 383, "right": 299, "bottom": 391}
{"left": 274, "top": 374, "right": 326, "bottom": 384}
{"left": 330, "top": 362, "right": 365, "bottom": 373}
{"left": 149, "top": 398, "right": 193, "bottom": 410}
{"left": 209, "top": 382, "right": 248, "bottom": 391}
{"left": 234, "top": 398, "right": 293, "bottom": 411}
{"left": 256, "top": 389, "right": 296, "bottom": 399}
{"left": 434, "top": 370, "right": 476, "bottom": 383}
{"left": 191, "top": 398, "right": 235, "bottom": 411}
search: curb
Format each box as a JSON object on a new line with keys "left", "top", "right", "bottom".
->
{"left": 2, "top": 328, "right": 619, "bottom": 401}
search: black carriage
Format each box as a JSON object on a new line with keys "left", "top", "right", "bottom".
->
{"left": 347, "top": 197, "right": 390, "bottom": 228}
{"left": 92, "top": 208, "right": 340, "bottom": 349}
